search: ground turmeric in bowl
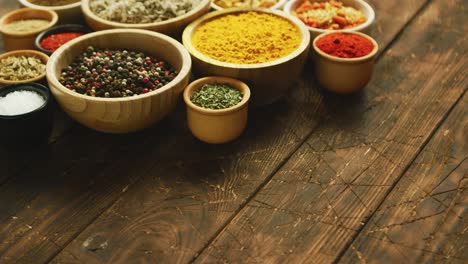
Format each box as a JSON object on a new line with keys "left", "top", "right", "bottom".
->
{"left": 191, "top": 11, "right": 301, "bottom": 64}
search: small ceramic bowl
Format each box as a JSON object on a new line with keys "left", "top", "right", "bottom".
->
{"left": 312, "top": 31, "right": 378, "bottom": 94}
{"left": 0, "top": 50, "right": 49, "bottom": 87}
{"left": 0, "top": 8, "right": 58, "bottom": 51}
{"left": 211, "top": 0, "right": 288, "bottom": 10}
{"left": 34, "top": 24, "right": 92, "bottom": 55}
{"left": 284, "top": 0, "right": 375, "bottom": 40}
{"left": 18, "top": 0, "right": 83, "bottom": 24}
{"left": 183, "top": 76, "right": 251, "bottom": 144}
{"left": 0, "top": 82, "right": 53, "bottom": 146}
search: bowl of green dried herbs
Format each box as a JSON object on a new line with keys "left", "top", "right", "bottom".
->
{"left": 183, "top": 76, "right": 251, "bottom": 144}
{"left": 0, "top": 50, "right": 49, "bottom": 87}
{"left": 46, "top": 29, "right": 192, "bottom": 134}
{"left": 81, "top": 0, "right": 211, "bottom": 38}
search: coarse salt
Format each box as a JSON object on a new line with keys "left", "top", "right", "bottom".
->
{"left": 0, "top": 90, "right": 46, "bottom": 116}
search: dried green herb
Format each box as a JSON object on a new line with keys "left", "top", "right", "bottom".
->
{"left": 191, "top": 83, "right": 243, "bottom": 110}
{"left": 0, "top": 56, "right": 46, "bottom": 81}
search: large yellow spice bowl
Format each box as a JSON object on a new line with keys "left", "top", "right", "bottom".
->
{"left": 182, "top": 8, "right": 310, "bottom": 106}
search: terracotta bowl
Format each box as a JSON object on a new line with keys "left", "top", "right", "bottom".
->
{"left": 312, "top": 31, "right": 379, "bottom": 94}
{"left": 0, "top": 8, "right": 58, "bottom": 51}
{"left": 284, "top": 0, "right": 375, "bottom": 40}
{"left": 183, "top": 76, "right": 250, "bottom": 144}
{"left": 18, "top": 0, "right": 82, "bottom": 24}
{"left": 211, "top": 0, "right": 288, "bottom": 10}
{"left": 182, "top": 8, "right": 310, "bottom": 106}
{"left": 46, "top": 29, "right": 192, "bottom": 133}
{"left": 0, "top": 50, "right": 49, "bottom": 87}
{"left": 81, "top": 0, "right": 211, "bottom": 39}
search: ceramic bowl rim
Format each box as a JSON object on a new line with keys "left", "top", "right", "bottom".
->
{"left": 283, "top": 0, "right": 375, "bottom": 34}
{"left": 0, "top": 82, "right": 50, "bottom": 119}
{"left": 34, "top": 24, "right": 93, "bottom": 55}
{"left": 80, "top": 0, "right": 211, "bottom": 28}
{"left": 312, "top": 31, "right": 379, "bottom": 63}
{"left": 0, "top": 8, "right": 58, "bottom": 37}
{"left": 0, "top": 50, "right": 49, "bottom": 85}
{"left": 182, "top": 8, "right": 310, "bottom": 69}
{"left": 46, "top": 28, "right": 192, "bottom": 102}
{"left": 183, "top": 76, "right": 251, "bottom": 116}
{"left": 18, "top": 0, "right": 81, "bottom": 11}
{"left": 211, "top": 0, "right": 288, "bottom": 10}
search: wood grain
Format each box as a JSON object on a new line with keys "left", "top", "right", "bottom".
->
{"left": 339, "top": 92, "right": 467, "bottom": 263}
{"left": 193, "top": 0, "right": 468, "bottom": 262}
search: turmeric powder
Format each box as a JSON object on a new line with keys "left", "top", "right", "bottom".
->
{"left": 191, "top": 11, "right": 301, "bottom": 64}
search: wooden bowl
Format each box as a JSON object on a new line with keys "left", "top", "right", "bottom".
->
{"left": 46, "top": 29, "right": 192, "bottom": 133}
{"left": 211, "top": 0, "right": 288, "bottom": 10}
{"left": 312, "top": 31, "right": 378, "bottom": 93}
{"left": 284, "top": 0, "right": 375, "bottom": 40}
{"left": 183, "top": 76, "right": 250, "bottom": 144}
{"left": 0, "top": 8, "right": 58, "bottom": 51}
{"left": 182, "top": 8, "right": 310, "bottom": 106}
{"left": 0, "top": 50, "right": 49, "bottom": 86}
{"left": 81, "top": 0, "right": 211, "bottom": 39}
{"left": 18, "top": 0, "right": 82, "bottom": 24}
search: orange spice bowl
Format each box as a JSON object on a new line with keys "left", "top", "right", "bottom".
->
{"left": 182, "top": 8, "right": 310, "bottom": 106}
{"left": 312, "top": 31, "right": 379, "bottom": 94}
{"left": 183, "top": 76, "right": 250, "bottom": 144}
{"left": 0, "top": 50, "right": 49, "bottom": 87}
{"left": 0, "top": 8, "right": 58, "bottom": 51}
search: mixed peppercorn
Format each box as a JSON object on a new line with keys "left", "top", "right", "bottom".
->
{"left": 59, "top": 46, "right": 177, "bottom": 98}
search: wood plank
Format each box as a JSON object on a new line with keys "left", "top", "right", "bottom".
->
{"left": 38, "top": 0, "right": 436, "bottom": 263}
{"left": 193, "top": 0, "right": 468, "bottom": 262}
{"left": 339, "top": 93, "right": 467, "bottom": 263}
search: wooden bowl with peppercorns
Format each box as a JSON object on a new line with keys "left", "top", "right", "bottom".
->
{"left": 81, "top": 0, "right": 211, "bottom": 39}
{"left": 46, "top": 29, "right": 192, "bottom": 133}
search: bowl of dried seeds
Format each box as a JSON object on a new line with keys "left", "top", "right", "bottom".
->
{"left": 0, "top": 50, "right": 49, "bottom": 87}
{"left": 18, "top": 0, "right": 83, "bottom": 24}
{"left": 46, "top": 29, "right": 192, "bottom": 133}
{"left": 81, "top": 0, "right": 211, "bottom": 38}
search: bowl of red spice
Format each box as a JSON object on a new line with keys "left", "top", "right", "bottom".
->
{"left": 284, "top": 0, "right": 375, "bottom": 40}
{"left": 46, "top": 29, "right": 192, "bottom": 133}
{"left": 312, "top": 31, "right": 378, "bottom": 93}
{"left": 35, "top": 24, "right": 92, "bottom": 55}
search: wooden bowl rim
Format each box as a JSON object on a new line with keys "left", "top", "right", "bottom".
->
{"left": 81, "top": 0, "right": 211, "bottom": 28}
{"left": 283, "top": 0, "right": 375, "bottom": 34}
{"left": 211, "top": 0, "right": 288, "bottom": 10}
{"left": 312, "top": 31, "right": 379, "bottom": 63}
{"left": 182, "top": 8, "right": 310, "bottom": 69}
{"left": 46, "top": 28, "right": 192, "bottom": 102}
{"left": 0, "top": 49, "right": 49, "bottom": 85}
{"left": 18, "top": 0, "right": 81, "bottom": 10}
{"left": 0, "top": 8, "right": 58, "bottom": 36}
{"left": 183, "top": 76, "right": 251, "bottom": 116}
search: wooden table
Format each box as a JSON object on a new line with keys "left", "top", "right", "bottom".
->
{"left": 0, "top": 0, "right": 466, "bottom": 263}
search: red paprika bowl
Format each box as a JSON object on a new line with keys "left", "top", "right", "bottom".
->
{"left": 312, "top": 31, "right": 378, "bottom": 94}
{"left": 34, "top": 24, "right": 92, "bottom": 56}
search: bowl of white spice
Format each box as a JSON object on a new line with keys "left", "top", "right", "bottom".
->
{"left": 0, "top": 83, "right": 53, "bottom": 146}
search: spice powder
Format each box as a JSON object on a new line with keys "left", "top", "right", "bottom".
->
{"left": 191, "top": 11, "right": 301, "bottom": 64}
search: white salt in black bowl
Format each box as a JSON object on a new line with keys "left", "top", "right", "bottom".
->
{"left": 0, "top": 83, "right": 53, "bottom": 146}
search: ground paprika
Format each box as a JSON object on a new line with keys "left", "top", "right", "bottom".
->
{"left": 39, "top": 32, "right": 83, "bottom": 52}
{"left": 316, "top": 32, "right": 374, "bottom": 58}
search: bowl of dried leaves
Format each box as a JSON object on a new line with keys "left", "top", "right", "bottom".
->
{"left": 81, "top": 0, "right": 211, "bottom": 38}
{"left": 0, "top": 50, "right": 49, "bottom": 87}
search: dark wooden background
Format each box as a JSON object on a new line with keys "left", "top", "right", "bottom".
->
{"left": 0, "top": 0, "right": 466, "bottom": 263}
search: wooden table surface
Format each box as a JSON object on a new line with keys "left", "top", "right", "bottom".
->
{"left": 0, "top": 0, "right": 466, "bottom": 263}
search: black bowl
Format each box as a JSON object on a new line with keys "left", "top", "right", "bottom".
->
{"left": 34, "top": 24, "right": 92, "bottom": 55}
{"left": 0, "top": 83, "right": 53, "bottom": 146}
